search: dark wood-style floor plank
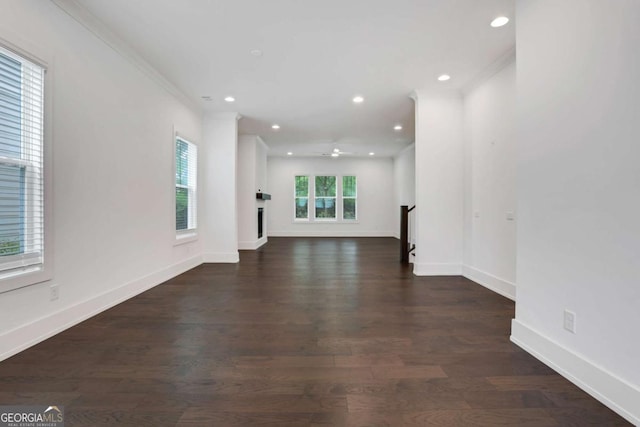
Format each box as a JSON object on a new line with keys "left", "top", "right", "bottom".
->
{"left": 0, "top": 237, "right": 630, "bottom": 426}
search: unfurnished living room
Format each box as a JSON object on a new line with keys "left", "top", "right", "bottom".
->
{"left": 0, "top": 1, "right": 638, "bottom": 426}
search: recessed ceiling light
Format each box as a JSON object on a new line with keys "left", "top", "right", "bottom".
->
{"left": 250, "top": 49, "right": 263, "bottom": 57}
{"left": 490, "top": 16, "right": 509, "bottom": 27}
{"left": 352, "top": 95, "right": 364, "bottom": 104}
{"left": 333, "top": 148, "right": 340, "bottom": 153}
{"left": 394, "top": 125, "right": 403, "bottom": 131}
{"left": 272, "top": 124, "right": 280, "bottom": 130}
{"left": 287, "top": 152, "right": 293, "bottom": 156}
{"left": 224, "top": 96, "right": 235, "bottom": 102}
{"left": 369, "top": 152, "right": 375, "bottom": 156}
{"left": 437, "top": 74, "right": 451, "bottom": 82}
{"left": 331, "top": 153, "right": 339, "bottom": 157}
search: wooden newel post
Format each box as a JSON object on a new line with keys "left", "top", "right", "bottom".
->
{"left": 400, "top": 205, "right": 409, "bottom": 263}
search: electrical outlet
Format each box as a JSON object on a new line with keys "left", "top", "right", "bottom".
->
{"left": 564, "top": 309, "right": 576, "bottom": 333}
{"left": 50, "top": 284, "right": 59, "bottom": 301}
{"left": 506, "top": 211, "right": 515, "bottom": 221}
{"left": 474, "top": 211, "right": 480, "bottom": 218}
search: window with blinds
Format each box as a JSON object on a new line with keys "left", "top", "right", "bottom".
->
{"left": 175, "top": 136, "right": 197, "bottom": 232}
{"left": 0, "top": 45, "right": 45, "bottom": 281}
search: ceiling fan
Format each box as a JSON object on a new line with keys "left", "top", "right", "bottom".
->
{"left": 316, "top": 148, "right": 356, "bottom": 157}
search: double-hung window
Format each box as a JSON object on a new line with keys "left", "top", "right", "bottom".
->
{"left": 294, "top": 175, "right": 309, "bottom": 219}
{"left": 175, "top": 136, "right": 197, "bottom": 234}
{"left": 315, "top": 175, "right": 336, "bottom": 220}
{"left": 342, "top": 175, "right": 357, "bottom": 220}
{"left": 0, "top": 45, "right": 47, "bottom": 288}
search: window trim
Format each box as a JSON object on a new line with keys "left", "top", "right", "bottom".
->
{"left": 293, "top": 175, "right": 310, "bottom": 221}
{"left": 313, "top": 175, "right": 337, "bottom": 221}
{"left": 0, "top": 36, "right": 53, "bottom": 294}
{"left": 173, "top": 129, "right": 198, "bottom": 245}
{"left": 291, "top": 174, "right": 358, "bottom": 224}
{"left": 342, "top": 175, "right": 357, "bottom": 221}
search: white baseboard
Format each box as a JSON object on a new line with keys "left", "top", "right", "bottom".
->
{"left": 0, "top": 255, "right": 202, "bottom": 363}
{"left": 268, "top": 231, "right": 396, "bottom": 237}
{"left": 202, "top": 251, "right": 239, "bottom": 263}
{"left": 413, "top": 262, "right": 461, "bottom": 276}
{"left": 462, "top": 265, "right": 516, "bottom": 301}
{"left": 238, "top": 236, "right": 268, "bottom": 250}
{"left": 511, "top": 319, "right": 640, "bottom": 426}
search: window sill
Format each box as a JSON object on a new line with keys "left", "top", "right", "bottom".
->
{"left": 292, "top": 220, "right": 360, "bottom": 224}
{"left": 0, "top": 265, "right": 52, "bottom": 294}
{"left": 174, "top": 231, "right": 198, "bottom": 246}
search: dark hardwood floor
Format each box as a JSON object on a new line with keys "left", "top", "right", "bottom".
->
{"left": 0, "top": 237, "right": 630, "bottom": 426}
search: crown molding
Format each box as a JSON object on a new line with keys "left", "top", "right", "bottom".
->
{"left": 50, "top": 0, "right": 201, "bottom": 114}
{"left": 461, "top": 45, "right": 516, "bottom": 96}
{"left": 394, "top": 142, "right": 416, "bottom": 159}
{"left": 207, "top": 112, "right": 242, "bottom": 121}
{"left": 411, "top": 88, "right": 463, "bottom": 101}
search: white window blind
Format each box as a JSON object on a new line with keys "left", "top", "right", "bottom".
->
{"left": 175, "top": 136, "right": 197, "bottom": 231}
{"left": 0, "top": 45, "right": 45, "bottom": 278}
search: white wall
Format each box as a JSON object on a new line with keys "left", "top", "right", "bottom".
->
{"left": 267, "top": 157, "right": 395, "bottom": 236}
{"left": 237, "top": 135, "right": 268, "bottom": 249}
{"left": 511, "top": 1, "right": 640, "bottom": 424}
{"left": 201, "top": 113, "right": 240, "bottom": 262}
{"left": 462, "top": 61, "right": 517, "bottom": 299}
{"left": 393, "top": 144, "right": 416, "bottom": 245}
{"left": 0, "top": 1, "right": 202, "bottom": 359}
{"left": 412, "top": 93, "right": 464, "bottom": 275}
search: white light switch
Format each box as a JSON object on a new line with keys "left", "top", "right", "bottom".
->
{"left": 564, "top": 310, "right": 576, "bottom": 333}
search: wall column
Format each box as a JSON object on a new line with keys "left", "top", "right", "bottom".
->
{"left": 412, "top": 91, "right": 464, "bottom": 275}
{"left": 201, "top": 112, "right": 241, "bottom": 262}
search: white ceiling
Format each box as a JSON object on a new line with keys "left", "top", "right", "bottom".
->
{"left": 70, "top": 0, "right": 515, "bottom": 157}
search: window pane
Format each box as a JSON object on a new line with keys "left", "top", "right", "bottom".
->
{"left": 175, "top": 139, "right": 188, "bottom": 186}
{"left": 0, "top": 52, "right": 22, "bottom": 159}
{"left": 176, "top": 187, "right": 189, "bottom": 230}
{"left": 315, "top": 197, "right": 336, "bottom": 218}
{"left": 343, "top": 176, "right": 356, "bottom": 197}
{"left": 175, "top": 137, "right": 197, "bottom": 231}
{"left": 295, "top": 176, "right": 308, "bottom": 197}
{"left": 315, "top": 176, "right": 336, "bottom": 197}
{"left": 0, "top": 45, "right": 46, "bottom": 284}
{"left": 295, "top": 197, "right": 308, "bottom": 219}
{"left": 343, "top": 198, "right": 356, "bottom": 220}
{"left": 0, "top": 164, "right": 24, "bottom": 255}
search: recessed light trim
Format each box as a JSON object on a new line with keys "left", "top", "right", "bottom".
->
{"left": 271, "top": 124, "right": 280, "bottom": 130}
{"left": 394, "top": 125, "right": 403, "bottom": 131}
{"left": 352, "top": 95, "right": 364, "bottom": 104}
{"left": 490, "top": 16, "right": 509, "bottom": 27}
{"left": 224, "top": 96, "right": 235, "bottom": 102}
{"left": 250, "top": 49, "right": 263, "bottom": 57}
{"left": 201, "top": 95, "right": 212, "bottom": 101}
{"left": 437, "top": 74, "right": 451, "bottom": 82}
